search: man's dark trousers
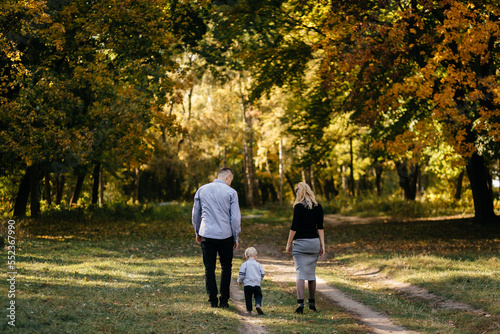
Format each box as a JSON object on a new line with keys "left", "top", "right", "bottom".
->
{"left": 201, "top": 236, "right": 234, "bottom": 306}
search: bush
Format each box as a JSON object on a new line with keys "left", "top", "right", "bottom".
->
{"left": 36, "top": 202, "right": 192, "bottom": 224}
{"left": 330, "top": 193, "right": 474, "bottom": 219}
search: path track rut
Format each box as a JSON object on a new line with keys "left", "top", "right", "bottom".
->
{"left": 229, "top": 214, "right": 486, "bottom": 333}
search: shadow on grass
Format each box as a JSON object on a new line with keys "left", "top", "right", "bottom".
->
{"left": 329, "top": 218, "right": 499, "bottom": 257}
{"left": 3, "top": 209, "right": 498, "bottom": 333}
{"left": 2, "top": 235, "right": 240, "bottom": 333}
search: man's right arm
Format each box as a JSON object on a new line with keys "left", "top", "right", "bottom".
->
{"left": 230, "top": 191, "right": 241, "bottom": 244}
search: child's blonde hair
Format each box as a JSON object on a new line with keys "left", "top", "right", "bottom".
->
{"left": 245, "top": 247, "right": 258, "bottom": 259}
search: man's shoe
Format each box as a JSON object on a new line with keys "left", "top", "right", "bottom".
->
{"left": 219, "top": 301, "right": 229, "bottom": 308}
{"left": 209, "top": 298, "right": 218, "bottom": 308}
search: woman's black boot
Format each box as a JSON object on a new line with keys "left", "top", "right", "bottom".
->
{"left": 308, "top": 298, "right": 317, "bottom": 312}
{"left": 295, "top": 299, "right": 304, "bottom": 314}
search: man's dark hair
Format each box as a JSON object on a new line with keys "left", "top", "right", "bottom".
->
{"left": 218, "top": 167, "right": 234, "bottom": 177}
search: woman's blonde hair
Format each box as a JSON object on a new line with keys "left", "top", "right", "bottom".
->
{"left": 293, "top": 182, "right": 318, "bottom": 209}
{"left": 245, "top": 247, "right": 258, "bottom": 259}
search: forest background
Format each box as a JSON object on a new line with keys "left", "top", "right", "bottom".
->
{"left": 1, "top": 0, "right": 500, "bottom": 224}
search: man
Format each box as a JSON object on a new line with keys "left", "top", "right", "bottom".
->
{"left": 192, "top": 167, "right": 241, "bottom": 308}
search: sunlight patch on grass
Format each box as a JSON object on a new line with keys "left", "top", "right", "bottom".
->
{"left": 5, "top": 207, "right": 498, "bottom": 333}
{"left": 319, "top": 251, "right": 498, "bottom": 334}
{"left": 5, "top": 235, "right": 244, "bottom": 333}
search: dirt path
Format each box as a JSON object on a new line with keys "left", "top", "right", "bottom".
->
{"left": 349, "top": 268, "right": 489, "bottom": 315}
{"left": 323, "top": 214, "right": 488, "bottom": 315}
{"left": 230, "top": 214, "right": 486, "bottom": 333}
{"left": 258, "top": 256, "right": 417, "bottom": 334}
{"left": 230, "top": 278, "right": 269, "bottom": 334}
{"left": 230, "top": 248, "right": 417, "bottom": 333}
{"left": 322, "top": 213, "right": 390, "bottom": 226}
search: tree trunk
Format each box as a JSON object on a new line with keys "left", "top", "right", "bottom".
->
{"left": 99, "top": 168, "right": 104, "bottom": 207}
{"left": 223, "top": 146, "right": 227, "bottom": 167}
{"left": 134, "top": 167, "right": 144, "bottom": 203}
{"left": 265, "top": 151, "right": 278, "bottom": 203}
{"left": 349, "top": 137, "right": 355, "bottom": 197}
{"left": 341, "top": 165, "right": 348, "bottom": 196}
{"left": 259, "top": 182, "right": 269, "bottom": 204}
{"left": 278, "top": 139, "right": 284, "bottom": 205}
{"left": 412, "top": 164, "right": 420, "bottom": 198}
{"left": 30, "top": 164, "right": 41, "bottom": 218}
{"left": 396, "top": 161, "right": 419, "bottom": 200}
{"left": 238, "top": 74, "right": 261, "bottom": 207}
{"left": 324, "top": 176, "right": 337, "bottom": 200}
{"left": 466, "top": 153, "right": 498, "bottom": 224}
{"left": 454, "top": 169, "right": 465, "bottom": 200}
{"left": 268, "top": 182, "right": 278, "bottom": 202}
{"left": 301, "top": 169, "right": 308, "bottom": 184}
{"left": 243, "top": 140, "right": 256, "bottom": 207}
{"left": 13, "top": 166, "right": 33, "bottom": 217}
{"left": 70, "top": 171, "right": 86, "bottom": 206}
{"left": 187, "top": 85, "right": 193, "bottom": 120}
{"left": 134, "top": 168, "right": 140, "bottom": 203}
{"left": 44, "top": 172, "right": 52, "bottom": 206}
{"left": 54, "top": 174, "right": 65, "bottom": 205}
{"left": 310, "top": 166, "right": 317, "bottom": 195}
{"left": 92, "top": 162, "right": 101, "bottom": 205}
{"left": 241, "top": 112, "right": 260, "bottom": 207}
{"left": 285, "top": 172, "right": 296, "bottom": 197}
{"left": 374, "top": 164, "right": 383, "bottom": 197}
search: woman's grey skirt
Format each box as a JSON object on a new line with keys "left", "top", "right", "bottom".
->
{"left": 292, "top": 238, "right": 320, "bottom": 280}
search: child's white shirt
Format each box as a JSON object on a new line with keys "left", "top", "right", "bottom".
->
{"left": 237, "top": 258, "right": 265, "bottom": 287}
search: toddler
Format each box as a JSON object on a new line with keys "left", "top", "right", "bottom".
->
{"left": 237, "top": 247, "right": 265, "bottom": 314}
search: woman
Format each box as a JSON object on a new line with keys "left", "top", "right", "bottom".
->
{"left": 286, "top": 182, "right": 325, "bottom": 314}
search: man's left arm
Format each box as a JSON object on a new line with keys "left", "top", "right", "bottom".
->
{"left": 230, "top": 191, "right": 241, "bottom": 249}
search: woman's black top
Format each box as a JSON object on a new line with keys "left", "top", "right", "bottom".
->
{"left": 290, "top": 202, "right": 324, "bottom": 239}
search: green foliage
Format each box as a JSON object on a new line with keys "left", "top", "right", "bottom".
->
{"left": 333, "top": 193, "right": 475, "bottom": 219}
{"left": 0, "top": 0, "right": 203, "bottom": 216}
{"left": 37, "top": 202, "right": 192, "bottom": 226}
{"left": 1, "top": 0, "right": 499, "bottom": 222}
{"left": 0, "top": 174, "right": 22, "bottom": 218}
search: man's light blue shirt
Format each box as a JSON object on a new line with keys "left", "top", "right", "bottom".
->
{"left": 192, "top": 179, "right": 241, "bottom": 243}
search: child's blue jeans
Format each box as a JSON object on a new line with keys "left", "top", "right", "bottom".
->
{"left": 244, "top": 285, "right": 263, "bottom": 312}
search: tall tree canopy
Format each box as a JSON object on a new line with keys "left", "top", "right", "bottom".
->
{"left": 320, "top": 0, "right": 500, "bottom": 223}
{"left": 208, "top": 0, "right": 500, "bottom": 224}
{"left": 0, "top": 0, "right": 498, "bottom": 224}
{"left": 0, "top": 0, "right": 202, "bottom": 216}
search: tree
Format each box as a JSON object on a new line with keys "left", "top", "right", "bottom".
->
{"left": 1, "top": 0, "right": 195, "bottom": 215}
{"left": 217, "top": 1, "right": 499, "bottom": 222}
{"left": 320, "top": 0, "right": 500, "bottom": 224}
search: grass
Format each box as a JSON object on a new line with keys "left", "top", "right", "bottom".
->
{"left": 1, "top": 203, "right": 499, "bottom": 333}
{"left": 317, "top": 255, "right": 498, "bottom": 334}
{"left": 329, "top": 191, "right": 482, "bottom": 218}
{"left": 230, "top": 263, "right": 371, "bottom": 334}
{"left": 1, "top": 205, "right": 243, "bottom": 333}
{"left": 315, "top": 219, "right": 500, "bottom": 334}
{"left": 234, "top": 209, "right": 500, "bottom": 334}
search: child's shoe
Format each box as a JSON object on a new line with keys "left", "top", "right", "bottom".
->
{"left": 255, "top": 305, "right": 264, "bottom": 315}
